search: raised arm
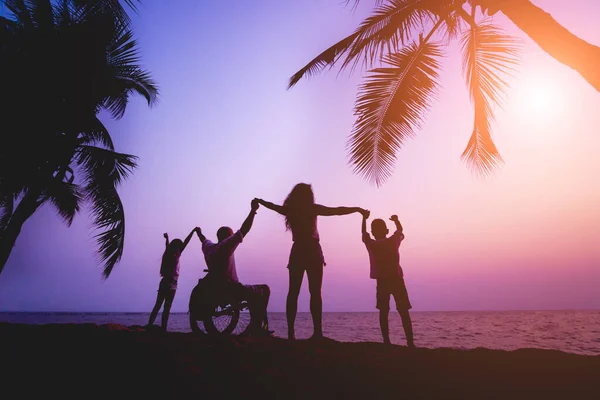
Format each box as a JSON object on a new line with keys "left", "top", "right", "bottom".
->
{"left": 314, "top": 204, "right": 365, "bottom": 217}
{"left": 240, "top": 199, "right": 260, "bottom": 237}
{"left": 195, "top": 227, "right": 207, "bottom": 243}
{"left": 361, "top": 209, "right": 371, "bottom": 242}
{"left": 256, "top": 198, "right": 285, "bottom": 215}
{"left": 390, "top": 215, "right": 403, "bottom": 233}
{"left": 180, "top": 228, "right": 197, "bottom": 252}
{"left": 163, "top": 233, "right": 169, "bottom": 249}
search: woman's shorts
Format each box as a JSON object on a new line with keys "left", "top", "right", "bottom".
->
{"left": 159, "top": 276, "right": 178, "bottom": 293}
{"left": 287, "top": 239, "right": 325, "bottom": 272}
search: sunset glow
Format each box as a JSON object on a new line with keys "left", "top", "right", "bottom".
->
{"left": 0, "top": 0, "right": 598, "bottom": 314}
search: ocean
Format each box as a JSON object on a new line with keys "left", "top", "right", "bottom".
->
{"left": 1, "top": 310, "right": 599, "bottom": 356}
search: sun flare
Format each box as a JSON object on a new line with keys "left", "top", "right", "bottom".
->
{"left": 513, "top": 74, "right": 565, "bottom": 122}
{"left": 526, "top": 85, "right": 556, "bottom": 114}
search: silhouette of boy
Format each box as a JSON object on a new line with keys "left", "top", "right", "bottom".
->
{"left": 361, "top": 212, "right": 415, "bottom": 347}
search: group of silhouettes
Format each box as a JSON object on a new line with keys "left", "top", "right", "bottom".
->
{"left": 146, "top": 183, "right": 414, "bottom": 347}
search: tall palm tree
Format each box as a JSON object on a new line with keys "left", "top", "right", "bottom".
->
{"left": 475, "top": 0, "right": 600, "bottom": 92}
{"left": 0, "top": 0, "right": 157, "bottom": 277}
{"left": 290, "top": 0, "right": 520, "bottom": 186}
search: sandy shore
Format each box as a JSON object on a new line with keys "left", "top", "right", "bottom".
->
{"left": 1, "top": 322, "right": 598, "bottom": 399}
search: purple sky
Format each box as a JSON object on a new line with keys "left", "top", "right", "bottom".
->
{"left": 1, "top": 0, "right": 599, "bottom": 312}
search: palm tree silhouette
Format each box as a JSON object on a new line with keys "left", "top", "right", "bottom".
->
{"left": 475, "top": 0, "right": 600, "bottom": 92}
{"left": 0, "top": 0, "right": 157, "bottom": 277}
{"left": 289, "top": 0, "right": 595, "bottom": 186}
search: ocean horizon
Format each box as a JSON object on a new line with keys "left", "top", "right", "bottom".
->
{"left": 2, "top": 310, "right": 599, "bottom": 356}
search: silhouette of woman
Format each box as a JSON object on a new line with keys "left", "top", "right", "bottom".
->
{"left": 147, "top": 229, "right": 196, "bottom": 330}
{"left": 257, "top": 183, "right": 367, "bottom": 340}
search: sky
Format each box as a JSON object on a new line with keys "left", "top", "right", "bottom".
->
{"left": 1, "top": 0, "right": 599, "bottom": 312}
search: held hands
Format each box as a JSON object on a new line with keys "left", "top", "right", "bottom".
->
{"left": 251, "top": 198, "right": 260, "bottom": 212}
{"left": 360, "top": 208, "right": 370, "bottom": 219}
{"left": 194, "top": 227, "right": 202, "bottom": 235}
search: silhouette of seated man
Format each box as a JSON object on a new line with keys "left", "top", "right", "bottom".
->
{"left": 196, "top": 199, "right": 272, "bottom": 336}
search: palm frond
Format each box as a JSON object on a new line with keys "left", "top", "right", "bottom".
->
{"left": 0, "top": 194, "right": 13, "bottom": 230}
{"left": 289, "top": 0, "right": 434, "bottom": 88}
{"left": 71, "top": 0, "right": 138, "bottom": 28}
{"left": 344, "top": 0, "right": 387, "bottom": 12}
{"left": 438, "top": 9, "right": 462, "bottom": 43}
{"left": 29, "top": 0, "right": 55, "bottom": 31}
{"left": 44, "top": 178, "right": 83, "bottom": 226}
{"left": 101, "top": 68, "right": 158, "bottom": 119}
{"left": 288, "top": 32, "right": 360, "bottom": 88}
{"left": 76, "top": 145, "right": 136, "bottom": 278}
{"left": 54, "top": 0, "right": 73, "bottom": 26}
{"left": 101, "top": 25, "right": 158, "bottom": 118}
{"left": 348, "top": 40, "right": 443, "bottom": 186}
{"left": 340, "top": 0, "right": 435, "bottom": 72}
{"left": 460, "top": 22, "right": 519, "bottom": 174}
{"left": 3, "top": 0, "right": 33, "bottom": 28}
{"left": 77, "top": 115, "right": 114, "bottom": 150}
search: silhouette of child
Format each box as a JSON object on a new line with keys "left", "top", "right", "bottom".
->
{"left": 147, "top": 229, "right": 197, "bottom": 331}
{"left": 361, "top": 212, "right": 415, "bottom": 347}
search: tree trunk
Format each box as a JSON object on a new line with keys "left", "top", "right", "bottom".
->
{"left": 492, "top": 0, "right": 600, "bottom": 92}
{"left": 0, "top": 190, "right": 42, "bottom": 275}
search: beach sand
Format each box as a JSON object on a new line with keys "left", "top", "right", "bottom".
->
{"left": 1, "top": 322, "right": 598, "bottom": 399}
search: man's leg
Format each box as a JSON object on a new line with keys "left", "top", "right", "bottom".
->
{"left": 259, "top": 285, "right": 271, "bottom": 330}
{"left": 398, "top": 309, "right": 415, "bottom": 348}
{"left": 287, "top": 268, "right": 304, "bottom": 340}
{"left": 243, "top": 284, "right": 271, "bottom": 335}
{"left": 306, "top": 266, "right": 324, "bottom": 339}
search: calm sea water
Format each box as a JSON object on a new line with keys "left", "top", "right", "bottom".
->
{"left": 1, "top": 311, "right": 599, "bottom": 356}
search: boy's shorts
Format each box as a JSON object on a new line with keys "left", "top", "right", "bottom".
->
{"left": 376, "top": 276, "right": 412, "bottom": 311}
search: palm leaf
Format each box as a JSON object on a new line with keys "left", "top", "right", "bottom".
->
{"left": 29, "top": 0, "right": 55, "bottom": 31}
{"left": 54, "top": 0, "right": 73, "bottom": 26}
{"left": 101, "top": 25, "right": 158, "bottom": 118}
{"left": 344, "top": 0, "right": 386, "bottom": 11}
{"left": 77, "top": 115, "right": 114, "bottom": 150}
{"left": 3, "top": 0, "right": 33, "bottom": 28}
{"left": 43, "top": 178, "right": 83, "bottom": 226}
{"left": 289, "top": 0, "right": 434, "bottom": 88}
{"left": 339, "top": 0, "right": 434, "bottom": 72}
{"left": 72, "top": 0, "right": 138, "bottom": 28}
{"left": 460, "top": 22, "right": 519, "bottom": 174}
{"left": 0, "top": 194, "right": 13, "bottom": 230}
{"left": 348, "top": 40, "right": 442, "bottom": 186}
{"left": 102, "top": 68, "right": 158, "bottom": 119}
{"left": 76, "top": 145, "right": 137, "bottom": 278}
{"left": 288, "top": 32, "right": 360, "bottom": 88}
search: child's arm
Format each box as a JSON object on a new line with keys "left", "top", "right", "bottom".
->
{"left": 163, "top": 233, "right": 169, "bottom": 249}
{"left": 390, "top": 215, "right": 403, "bottom": 233}
{"left": 256, "top": 198, "right": 286, "bottom": 215}
{"left": 181, "top": 228, "right": 197, "bottom": 252}
{"left": 361, "top": 210, "right": 371, "bottom": 242}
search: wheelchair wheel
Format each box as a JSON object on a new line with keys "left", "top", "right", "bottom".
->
{"left": 202, "top": 303, "right": 241, "bottom": 336}
{"left": 189, "top": 312, "right": 206, "bottom": 335}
